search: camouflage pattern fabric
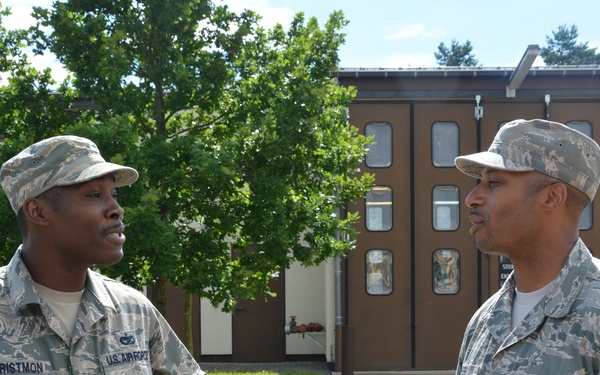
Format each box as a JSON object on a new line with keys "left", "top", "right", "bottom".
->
{"left": 0, "top": 248, "right": 204, "bottom": 374}
{"left": 456, "top": 239, "right": 600, "bottom": 374}
{"left": 0, "top": 135, "right": 138, "bottom": 214}
{"left": 455, "top": 119, "right": 600, "bottom": 202}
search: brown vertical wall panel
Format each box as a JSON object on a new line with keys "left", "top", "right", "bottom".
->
{"left": 346, "top": 103, "right": 412, "bottom": 370}
{"left": 412, "top": 103, "right": 479, "bottom": 369}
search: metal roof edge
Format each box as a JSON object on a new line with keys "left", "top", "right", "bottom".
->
{"left": 333, "top": 65, "right": 600, "bottom": 78}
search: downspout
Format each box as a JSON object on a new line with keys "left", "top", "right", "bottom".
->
{"left": 333, "top": 205, "right": 348, "bottom": 371}
{"left": 474, "top": 95, "right": 483, "bottom": 306}
{"left": 339, "top": 202, "right": 354, "bottom": 375}
{"left": 325, "top": 256, "right": 337, "bottom": 366}
{"left": 334, "top": 255, "right": 343, "bottom": 326}
{"left": 409, "top": 103, "right": 416, "bottom": 368}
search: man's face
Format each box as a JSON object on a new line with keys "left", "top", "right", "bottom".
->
{"left": 46, "top": 174, "right": 127, "bottom": 269}
{"left": 465, "top": 168, "right": 544, "bottom": 257}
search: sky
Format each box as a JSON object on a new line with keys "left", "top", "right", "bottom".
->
{"left": 4, "top": 0, "right": 600, "bottom": 81}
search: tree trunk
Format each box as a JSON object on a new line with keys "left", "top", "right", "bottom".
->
{"left": 152, "top": 275, "right": 167, "bottom": 316}
{"left": 184, "top": 291, "right": 194, "bottom": 354}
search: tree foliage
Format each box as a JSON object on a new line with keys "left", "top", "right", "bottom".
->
{"left": 30, "top": 0, "right": 253, "bottom": 135}
{"left": 181, "top": 11, "right": 374, "bottom": 307}
{"left": 9, "top": 0, "right": 375, "bottom": 314}
{"left": 540, "top": 24, "right": 600, "bottom": 65}
{"left": 434, "top": 39, "right": 478, "bottom": 67}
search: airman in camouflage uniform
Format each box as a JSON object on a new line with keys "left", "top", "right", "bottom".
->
{"left": 454, "top": 119, "right": 600, "bottom": 374}
{"left": 0, "top": 136, "right": 204, "bottom": 374}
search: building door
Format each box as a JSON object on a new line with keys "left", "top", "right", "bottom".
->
{"left": 346, "top": 103, "right": 412, "bottom": 370}
{"left": 412, "top": 103, "right": 480, "bottom": 369}
{"left": 232, "top": 269, "right": 286, "bottom": 362}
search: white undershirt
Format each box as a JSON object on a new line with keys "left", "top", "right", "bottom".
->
{"left": 511, "top": 282, "right": 553, "bottom": 330}
{"left": 35, "top": 282, "right": 84, "bottom": 338}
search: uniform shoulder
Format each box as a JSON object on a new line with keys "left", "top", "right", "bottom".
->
{"left": 573, "top": 256, "right": 600, "bottom": 311}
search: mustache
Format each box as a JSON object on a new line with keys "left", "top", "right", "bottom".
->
{"left": 469, "top": 210, "right": 483, "bottom": 217}
{"left": 102, "top": 222, "right": 126, "bottom": 234}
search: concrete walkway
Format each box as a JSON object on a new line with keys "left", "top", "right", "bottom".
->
{"left": 200, "top": 361, "right": 331, "bottom": 373}
{"left": 199, "top": 361, "right": 454, "bottom": 375}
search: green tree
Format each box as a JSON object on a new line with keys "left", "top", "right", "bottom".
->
{"left": 541, "top": 24, "right": 600, "bottom": 65}
{"left": 434, "top": 39, "right": 478, "bottom": 67}
{"left": 26, "top": 0, "right": 373, "bottom": 351}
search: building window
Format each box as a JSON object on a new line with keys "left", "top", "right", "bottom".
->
{"left": 433, "top": 249, "right": 460, "bottom": 295}
{"left": 365, "top": 122, "right": 392, "bottom": 168}
{"left": 567, "top": 121, "right": 593, "bottom": 230}
{"left": 432, "top": 122, "right": 459, "bottom": 167}
{"left": 366, "top": 249, "right": 393, "bottom": 295}
{"left": 433, "top": 185, "right": 459, "bottom": 231}
{"left": 366, "top": 186, "right": 392, "bottom": 231}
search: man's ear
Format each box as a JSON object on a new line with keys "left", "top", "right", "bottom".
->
{"left": 22, "top": 198, "right": 51, "bottom": 227}
{"left": 543, "top": 182, "right": 568, "bottom": 210}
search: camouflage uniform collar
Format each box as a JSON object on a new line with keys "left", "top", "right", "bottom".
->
{"left": 7, "top": 247, "right": 42, "bottom": 312}
{"left": 84, "top": 270, "right": 117, "bottom": 314}
{"left": 543, "top": 238, "right": 593, "bottom": 318}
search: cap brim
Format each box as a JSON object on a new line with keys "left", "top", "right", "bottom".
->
{"left": 57, "top": 162, "right": 139, "bottom": 188}
{"left": 455, "top": 151, "right": 535, "bottom": 178}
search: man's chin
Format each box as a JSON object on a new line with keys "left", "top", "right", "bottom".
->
{"left": 97, "top": 249, "right": 124, "bottom": 266}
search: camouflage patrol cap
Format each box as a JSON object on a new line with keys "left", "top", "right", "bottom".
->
{"left": 455, "top": 119, "right": 600, "bottom": 201}
{"left": 1, "top": 135, "right": 139, "bottom": 213}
